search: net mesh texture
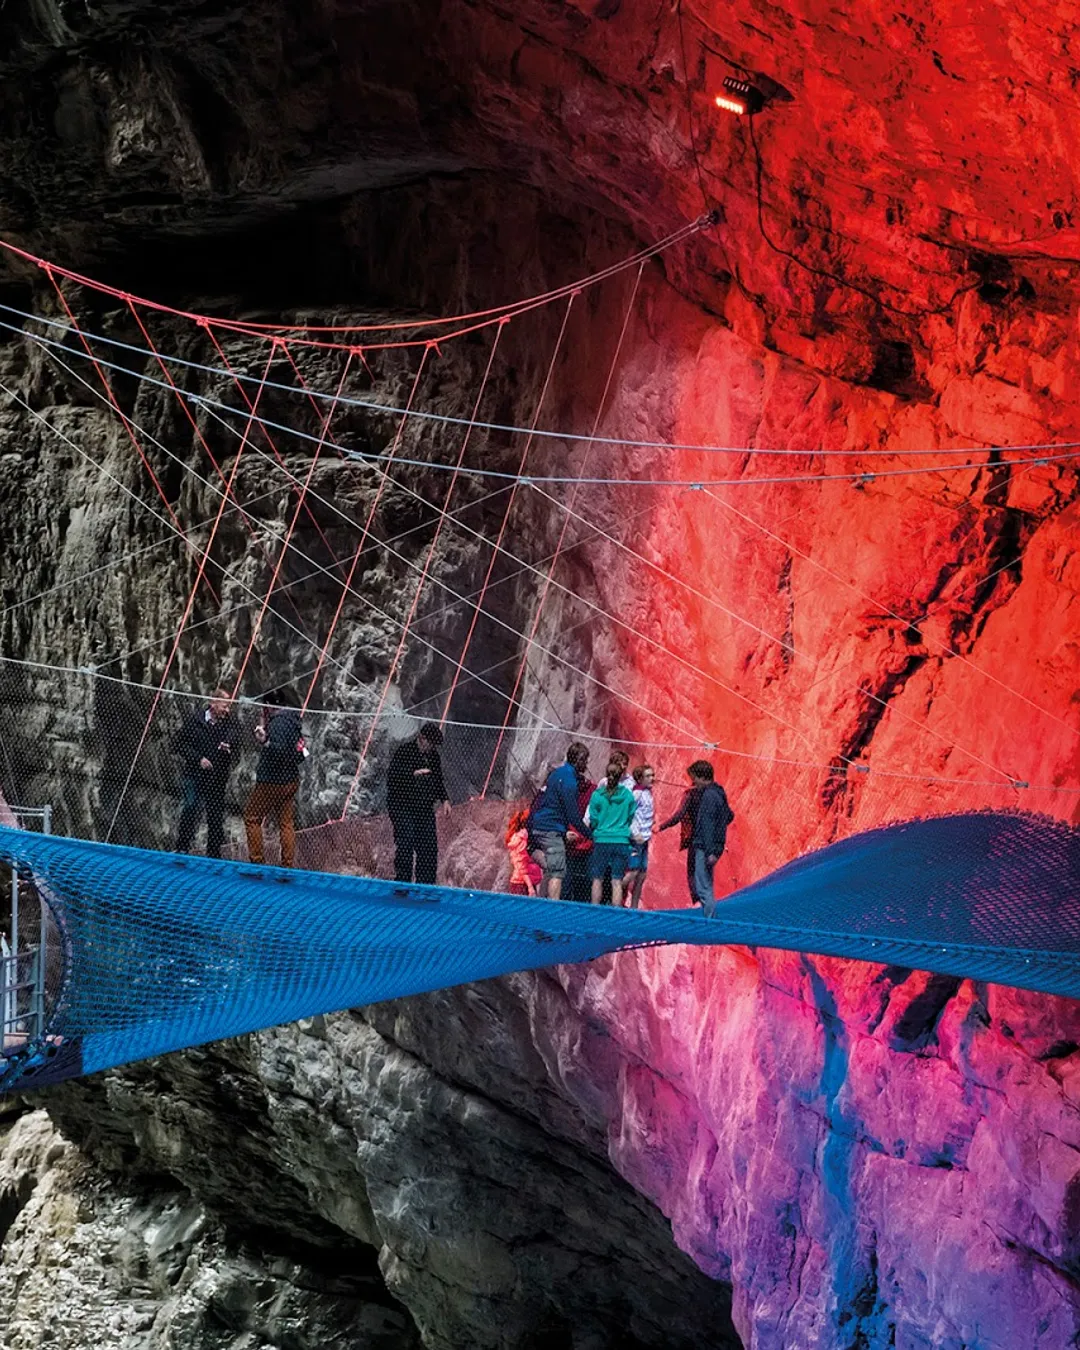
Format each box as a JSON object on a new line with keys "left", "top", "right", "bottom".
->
{"left": 1, "top": 810, "right": 1078, "bottom": 1095}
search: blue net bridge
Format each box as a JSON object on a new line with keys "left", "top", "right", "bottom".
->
{"left": 0, "top": 809, "right": 1078, "bottom": 1094}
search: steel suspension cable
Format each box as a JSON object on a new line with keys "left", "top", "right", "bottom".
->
{"left": 482, "top": 263, "right": 644, "bottom": 795}
{"left": 340, "top": 322, "right": 508, "bottom": 815}
{"left": 230, "top": 350, "right": 356, "bottom": 698}
{"left": 439, "top": 295, "right": 579, "bottom": 725}
{"left": 103, "top": 345, "right": 280, "bottom": 841}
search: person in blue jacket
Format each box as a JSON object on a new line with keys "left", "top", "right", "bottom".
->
{"left": 658, "top": 759, "right": 734, "bottom": 917}
{"left": 528, "top": 742, "right": 592, "bottom": 899}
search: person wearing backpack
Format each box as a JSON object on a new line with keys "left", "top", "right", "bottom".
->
{"left": 243, "top": 690, "right": 309, "bottom": 868}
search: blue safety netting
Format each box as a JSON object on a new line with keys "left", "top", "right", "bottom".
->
{"left": 1, "top": 810, "right": 1078, "bottom": 1093}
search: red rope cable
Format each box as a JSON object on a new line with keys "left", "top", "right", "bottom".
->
{"left": 438, "top": 293, "right": 579, "bottom": 729}
{"left": 480, "top": 264, "right": 645, "bottom": 797}
{"left": 338, "top": 321, "right": 507, "bottom": 818}
{"left": 202, "top": 323, "right": 350, "bottom": 578}
{"left": 300, "top": 344, "right": 436, "bottom": 721}
{"left": 104, "top": 344, "right": 281, "bottom": 841}
{"left": 230, "top": 351, "right": 355, "bottom": 698}
{"left": 0, "top": 220, "right": 707, "bottom": 346}
{"left": 124, "top": 298, "right": 312, "bottom": 637}
{"left": 44, "top": 265, "right": 219, "bottom": 605}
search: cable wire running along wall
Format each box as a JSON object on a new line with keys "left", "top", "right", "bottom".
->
{"left": 0, "top": 810, "right": 1078, "bottom": 1094}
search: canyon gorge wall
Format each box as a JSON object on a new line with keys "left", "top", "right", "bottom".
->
{"left": 2, "top": 1, "right": 1080, "bottom": 1347}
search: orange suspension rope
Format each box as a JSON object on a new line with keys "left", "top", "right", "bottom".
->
{"left": 481, "top": 264, "right": 645, "bottom": 796}
{"left": 124, "top": 298, "right": 312, "bottom": 638}
{"left": 43, "top": 265, "right": 218, "bottom": 605}
{"left": 104, "top": 344, "right": 281, "bottom": 841}
{"left": 339, "top": 322, "right": 508, "bottom": 817}
{"left": 301, "top": 343, "right": 436, "bottom": 719}
{"left": 230, "top": 350, "right": 356, "bottom": 698}
{"left": 201, "top": 322, "right": 349, "bottom": 579}
{"left": 439, "top": 294, "right": 579, "bottom": 728}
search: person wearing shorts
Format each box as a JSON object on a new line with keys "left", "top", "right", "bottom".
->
{"left": 528, "top": 742, "right": 592, "bottom": 899}
{"left": 586, "top": 757, "right": 636, "bottom": 906}
{"left": 624, "top": 763, "right": 655, "bottom": 909}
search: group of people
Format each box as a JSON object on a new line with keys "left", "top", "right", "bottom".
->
{"left": 174, "top": 690, "right": 450, "bottom": 879}
{"left": 507, "top": 742, "right": 734, "bottom": 916}
{"left": 174, "top": 689, "right": 308, "bottom": 867}
{"left": 173, "top": 691, "right": 734, "bottom": 915}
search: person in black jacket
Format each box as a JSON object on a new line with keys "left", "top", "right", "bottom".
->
{"left": 243, "top": 691, "right": 308, "bottom": 868}
{"left": 386, "top": 722, "right": 450, "bottom": 885}
{"left": 174, "top": 688, "right": 237, "bottom": 858}
{"left": 658, "top": 760, "right": 734, "bottom": 917}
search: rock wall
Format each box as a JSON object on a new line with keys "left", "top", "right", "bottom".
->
{"left": 2, "top": 1, "right": 1080, "bottom": 1348}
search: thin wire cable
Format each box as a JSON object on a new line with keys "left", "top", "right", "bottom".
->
{"left": 103, "top": 345, "right": 279, "bottom": 841}
{"left": 23, "top": 339, "right": 563, "bottom": 736}
{"left": 125, "top": 299, "right": 313, "bottom": 637}
{"left": 18, "top": 324, "right": 1056, "bottom": 788}
{"left": 439, "top": 297, "right": 579, "bottom": 725}
{"left": 300, "top": 344, "right": 436, "bottom": 718}
{"left": 8, "top": 301, "right": 1080, "bottom": 461}
{"left": 703, "top": 486, "right": 1080, "bottom": 750}
{"left": 483, "top": 263, "right": 645, "bottom": 794}
{"left": 183, "top": 350, "right": 1023, "bottom": 782}
{"left": 341, "top": 321, "right": 508, "bottom": 816}
{"left": 40, "top": 274, "right": 218, "bottom": 605}
{"left": 230, "top": 350, "right": 355, "bottom": 698}
{"left": 200, "top": 321, "right": 350, "bottom": 578}
{"left": 91, "top": 483, "right": 514, "bottom": 676}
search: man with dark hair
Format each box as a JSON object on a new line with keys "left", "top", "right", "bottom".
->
{"left": 244, "top": 689, "right": 309, "bottom": 869}
{"left": 528, "top": 741, "right": 592, "bottom": 900}
{"left": 387, "top": 721, "right": 450, "bottom": 885}
{"left": 174, "top": 688, "right": 236, "bottom": 858}
{"left": 658, "top": 759, "right": 734, "bottom": 917}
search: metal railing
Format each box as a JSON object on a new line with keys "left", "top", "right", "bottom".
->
{"left": 2, "top": 805, "right": 52, "bottom": 1057}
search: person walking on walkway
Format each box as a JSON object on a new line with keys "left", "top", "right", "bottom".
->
{"left": 386, "top": 722, "right": 450, "bottom": 885}
{"left": 244, "top": 692, "right": 308, "bottom": 868}
{"left": 174, "top": 688, "right": 236, "bottom": 858}
{"left": 658, "top": 760, "right": 734, "bottom": 917}
{"left": 529, "top": 742, "right": 592, "bottom": 900}
{"left": 587, "top": 757, "right": 636, "bottom": 907}
{"left": 623, "top": 763, "right": 655, "bottom": 909}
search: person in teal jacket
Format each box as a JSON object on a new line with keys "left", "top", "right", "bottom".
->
{"left": 586, "top": 757, "right": 636, "bottom": 906}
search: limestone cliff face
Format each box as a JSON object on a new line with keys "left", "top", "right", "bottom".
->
{"left": 2, "top": 2, "right": 1080, "bottom": 1349}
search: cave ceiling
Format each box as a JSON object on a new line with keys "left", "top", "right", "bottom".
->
{"left": 2, "top": 0, "right": 1078, "bottom": 389}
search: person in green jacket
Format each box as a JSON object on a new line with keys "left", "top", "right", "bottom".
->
{"left": 587, "top": 756, "right": 636, "bottom": 906}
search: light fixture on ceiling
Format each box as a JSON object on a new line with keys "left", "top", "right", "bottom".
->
{"left": 714, "top": 76, "right": 765, "bottom": 116}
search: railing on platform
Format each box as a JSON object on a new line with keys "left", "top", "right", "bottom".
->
{"left": 2, "top": 805, "right": 53, "bottom": 1061}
